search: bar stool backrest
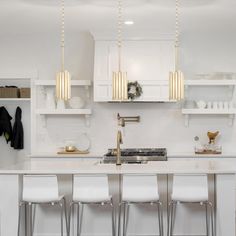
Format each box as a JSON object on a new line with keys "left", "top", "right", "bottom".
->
{"left": 172, "top": 174, "right": 208, "bottom": 189}
{"left": 22, "top": 175, "right": 59, "bottom": 202}
{"left": 171, "top": 174, "right": 209, "bottom": 202}
{"left": 73, "top": 175, "right": 110, "bottom": 202}
{"left": 122, "top": 174, "right": 159, "bottom": 201}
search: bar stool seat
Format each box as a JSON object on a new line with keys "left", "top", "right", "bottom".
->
{"left": 172, "top": 187, "right": 208, "bottom": 202}
{"left": 73, "top": 184, "right": 112, "bottom": 203}
{"left": 23, "top": 194, "right": 65, "bottom": 203}
{"left": 123, "top": 194, "right": 159, "bottom": 202}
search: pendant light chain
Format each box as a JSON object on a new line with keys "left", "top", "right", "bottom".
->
{"left": 56, "top": 0, "right": 71, "bottom": 101}
{"left": 117, "top": 0, "right": 122, "bottom": 71}
{"left": 175, "top": 0, "right": 180, "bottom": 71}
{"left": 169, "top": 0, "right": 184, "bottom": 101}
{"left": 61, "top": 0, "right": 65, "bottom": 72}
{"left": 175, "top": 0, "right": 179, "bottom": 48}
{"left": 112, "top": 0, "right": 128, "bottom": 101}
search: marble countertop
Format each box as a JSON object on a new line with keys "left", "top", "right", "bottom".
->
{"left": 29, "top": 152, "right": 236, "bottom": 159}
{"left": 0, "top": 159, "right": 235, "bottom": 174}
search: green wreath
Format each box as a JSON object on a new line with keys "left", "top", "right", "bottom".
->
{"left": 128, "top": 81, "right": 143, "bottom": 100}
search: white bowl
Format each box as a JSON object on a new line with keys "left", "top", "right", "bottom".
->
{"left": 196, "top": 100, "right": 206, "bottom": 109}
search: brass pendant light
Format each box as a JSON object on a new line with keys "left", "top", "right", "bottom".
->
{"left": 56, "top": 0, "right": 71, "bottom": 101}
{"left": 169, "top": 0, "right": 184, "bottom": 101}
{"left": 112, "top": 0, "right": 128, "bottom": 101}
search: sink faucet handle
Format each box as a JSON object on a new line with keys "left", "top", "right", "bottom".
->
{"left": 117, "top": 113, "right": 140, "bottom": 127}
{"left": 117, "top": 113, "right": 125, "bottom": 127}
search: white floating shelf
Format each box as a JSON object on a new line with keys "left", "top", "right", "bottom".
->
{"left": 182, "top": 108, "right": 236, "bottom": 115}
{"left": 185, "top": 79, "right": 236, "bottom": 86}
{"left": 35, "top": 109, "right": 92, "bottom": 115}
{"left": 0, "top": 98, "right": 31, "bottom": 101}
{"left": 35, "top": 80, "right": 92, "bottom": 86}
{"left": 182, "top": 108, "right": 236, "bottom": 127}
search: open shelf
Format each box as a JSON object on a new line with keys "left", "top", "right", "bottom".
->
{"left": 182, "top": 108, "right": 236, "bottom": 127}
{"left": 35, "top": 109, "right": 92, "bottom": 115}
{"left": 0, "top": 98, "right": 31, "bottom": 101}
{"left": 35, "top": 80, "right": 92, "bottom": 86}
{"left": 185, "top": 79, "right": 236, "bottom": 86}
{"left": 35, "top": 109, "right": 92, "bottom": 127}
{"left": 182, "top": 108, "right": 236, "bottom": 115}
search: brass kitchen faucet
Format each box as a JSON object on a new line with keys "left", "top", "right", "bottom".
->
{"left": 115, "top": 113, "right": 140, "bottom": 165}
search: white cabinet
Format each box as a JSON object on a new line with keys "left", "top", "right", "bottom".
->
{"left": 94, "top": 40, "right": 175, "bottom": 102}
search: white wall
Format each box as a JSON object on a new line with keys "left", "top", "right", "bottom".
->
{"left": 1, "top": 29, "right": 236, "bottom": 160}
{"left": 0, "top": 28, "right": 236, "bottom": 235}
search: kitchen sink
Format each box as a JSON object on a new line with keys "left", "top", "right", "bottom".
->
{"left": 100, "top": 148, "right": 167, "bottom": 164}
{"left": 98, "top": 159, "right": 149, "bottom": 165}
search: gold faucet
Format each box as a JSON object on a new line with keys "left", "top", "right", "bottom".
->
{"left": 114, "top": 113, "right": 140, "bottom": 165}
{"left": 116, "top": 130, "right": 123, "bottom": 165}
{"left": 117, "top": 113, "right": 140, "bottom": 127}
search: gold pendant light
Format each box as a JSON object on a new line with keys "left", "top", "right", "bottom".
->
{"left": 56, "top": 0, "right": 71, "bottom": 101}
{"left": 169, "top": 0, "right": 184, "bottom": 101}
{"left": 112, "top": 0, "right": 128, "bottom": 101}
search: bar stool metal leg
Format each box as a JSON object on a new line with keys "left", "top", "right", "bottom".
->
{"left": 157, "top": 201, "right": 164, "bottom": 236}
{"left": 205, "top": 202, "right": 209, "bottom": 236}
{"left": 169, "top": 201, "right": 175, "bottom": 236}
{"left": 62, "top": 197, "right": 68, "bottom": 234}
{"left": 68, "top": 202, "right": 77, "bottom": 236}
{"left": 125, "top": 204, "right": 130, "bottom": 236}
{"left": 120, "top": 201, "right": 163, "bottom": 236}
{"left": 18, "top": 202, "right": 25, "bottom": 236}
{"left": 123, "top": 202, "right": 127, "bottom": 236}
{"left": 28, "top": 203, "right": 33, "bottom": 236}
{"left": 118, "top": 202, "right": 122, "bottom": 236}
{"left": 77, "top": 203, "right": 80, "bottom": 236}
{"left": 157, "top": 202, "right": 161, "bottom": 236}
{"left": 208, "top": 202, "right": 215, "bottom": 236}
{"left": 111, "top": 199, "right": 116, "bottom": 236}
{"left": 168, "top": 201, "right": 215, "bottom": 236}
{"left": 59, "top": 202, "right": 64, "bottom": 236}
{"left": 167, "top": 202, "right": 170, "bottom": 236}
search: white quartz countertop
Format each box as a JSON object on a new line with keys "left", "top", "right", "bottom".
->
{"left": 29, "top": 152, "right": 236, "bottom": 159}
{"left": 0, "top": 159, "right": 235, "bottom": 174}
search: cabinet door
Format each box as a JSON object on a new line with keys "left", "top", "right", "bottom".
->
{"left": 94, "top": 40, "right": 174, "bottom": 102}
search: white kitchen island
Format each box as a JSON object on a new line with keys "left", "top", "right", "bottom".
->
{"left": 0, "top": 159, "right": 235, "bottom": 236}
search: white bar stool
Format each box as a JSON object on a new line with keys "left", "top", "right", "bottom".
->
{"left": 18, "top": 175, "right": 67, "bottom": 236}
{"left": 68, "top": 175, "right": 115, "bottom": 236}
{"left": 118, "top": 174, "right": 163, "bottom": 236}
{"left": 168, "top": 174, "right": 214, "bottom": 236}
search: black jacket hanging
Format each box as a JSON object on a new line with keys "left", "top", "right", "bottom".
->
{"left": 11, "top": 107, "right": 24, "bottom": 150}
{"left": 0, "top": 106, "right": 13, "bottom": 143}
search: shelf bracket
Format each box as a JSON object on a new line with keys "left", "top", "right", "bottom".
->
{"left": 85, "top": 114, "right": 91, "bottom": 127}
{"left": 228, "top": 114, "right": 234, "bottom": 126}
{"left": 228, "top": 85, "right": 234, "bottom": 100}
{"left": 184, "top": 85, "right": 189, "bottom": 98}
{"left": 85, "top": 86, "right": 90, "bottom": 99}
{"left": 40, "top": 114, "right": 47, "bottom": 128}
{"left": 184, "top": 114, "right": 189, "bottom": 127}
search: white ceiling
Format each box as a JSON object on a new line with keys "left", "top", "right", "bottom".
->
{"left": 0, "top": 0, "right": 236, "bottom": 36}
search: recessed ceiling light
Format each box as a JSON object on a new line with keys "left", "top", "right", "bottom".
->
{"left": 124, "top": 21, "right": 134, "bottom": 25}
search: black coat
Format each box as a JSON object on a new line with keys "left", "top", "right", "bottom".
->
{"left": 0, "top": 106, "right": 13, "bottom": 143}
{"left": 11, "top": 107, "right": 24, "bottom": 150}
